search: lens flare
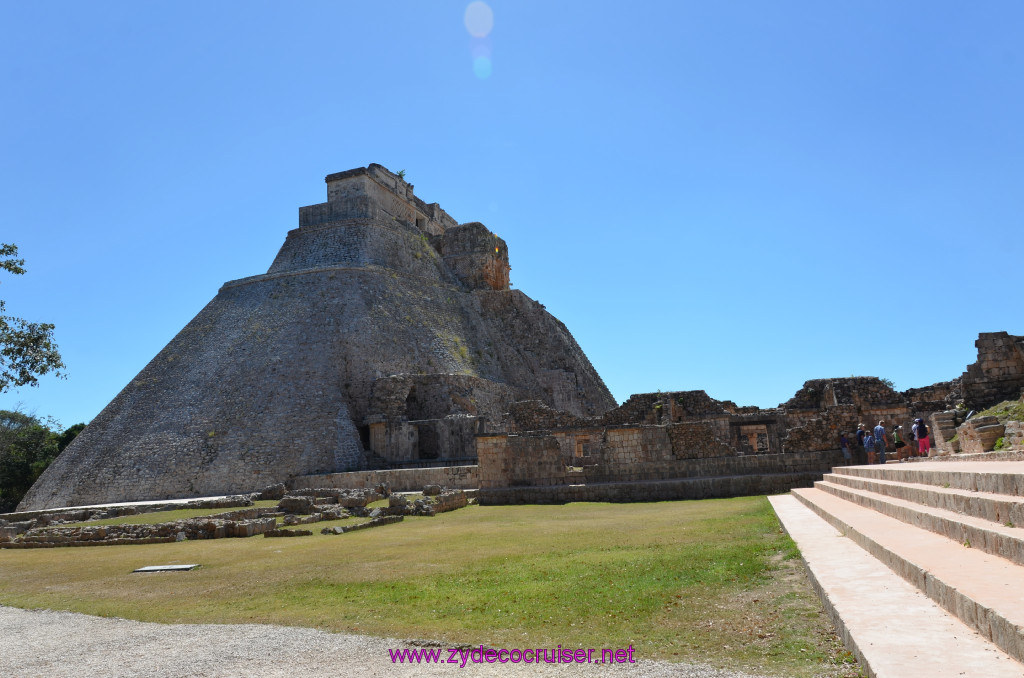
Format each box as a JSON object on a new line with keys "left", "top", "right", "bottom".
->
{"left": 473, "top": 56, "right": 492, "bottom": 79}
{"left": 470, "top": 42, "right": 491, "bottom": 60}
{"left": 464, "top": 1, "right": 493, "bottom": 38}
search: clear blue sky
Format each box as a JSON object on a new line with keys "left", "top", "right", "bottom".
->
{"left": 2, "top": 1, "right": 1022, "bottom": 428}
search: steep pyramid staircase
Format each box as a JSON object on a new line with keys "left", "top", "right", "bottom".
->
{"left": 770, "top": 461, "right": 1024, "bottom": 678}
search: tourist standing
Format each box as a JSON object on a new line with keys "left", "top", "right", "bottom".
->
{"left": 893, "top": 425, "right": 907, "bottom": 461}
{"left": 913, "top": 418, "right": 930, "bottom": 457}
{"left": 864, "top": 430, "right": 876, "bottom": 464}
{"left": 840, "top": 433, "right": 852, "bottom": 464}
{"left": 855, "top": 423, "right": 867, "bottom": 464}
{"left": 873, "top": 420, "right": 888, "bottom": 464}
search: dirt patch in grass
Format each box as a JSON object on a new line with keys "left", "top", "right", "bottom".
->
{"left": 668, "top": 555, "right": 860, "bottom": 677}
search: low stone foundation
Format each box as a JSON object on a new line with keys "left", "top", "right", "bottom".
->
{"left": 477, "top": 445, "right": 843, "bottom": 505}
{"left": 386, "top": 489, "right": 468, "bottom": 516}
{"left": 478, "top": 470, "right": 832, "bottom": 505}
{"left": 0, "top": 496, "right": 255, "bottom": 526}
{"left": 321, "top": 514, "right": 404, "bottom": 534}
{"left": 3, "top": 516, "right": 278, "bottom": 549}
{"left": 290, "top": 465, "right": 479, "bottom": 492}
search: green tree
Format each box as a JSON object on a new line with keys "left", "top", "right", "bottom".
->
{"left": 0, "top": 243, "right": 65, "bottom": 392}
{"left": 0, "top": 410, "right": 83, "bottom": 512}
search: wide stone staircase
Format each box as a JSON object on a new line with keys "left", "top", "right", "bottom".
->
{"left": 771, "top": 460, "right": 1024, "bottom": 678}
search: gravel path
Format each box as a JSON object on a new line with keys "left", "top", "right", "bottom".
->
{"left": 0, "top": 606, "right": 772, "bottom": 678}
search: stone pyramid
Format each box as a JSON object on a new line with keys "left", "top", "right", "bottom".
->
{"left": 20, "top": 165, "right": 615, "bottom": 510}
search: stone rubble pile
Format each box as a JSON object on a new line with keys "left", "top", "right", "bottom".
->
{"left": 1, "top": 483, "right": 470, "bottom": 548}
{"left": 1, "top": 515, "right": 277, "bottom": 549}
{"left": 0, "top": 496, "right": 259, "bottom": 547}
{"left": 386, "top": 488, "right": 469, "bottom": 516}
{"left": 931, "top": 395, "right": 1024, "bottom": 455}
{"left": 321, "top": 515, "right": 403, "bottom": 535}
{"left": 264, "top": 528, "right": 313, "bottom": 537}
{"left": 956, "top": 416, "right": 1006, "bottom": 454}
{"left": 0, "top": 495, "right": 255, "bottom": 529}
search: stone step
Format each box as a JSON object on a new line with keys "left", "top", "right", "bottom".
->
{"left": 769, "top": 494, "right": 1023, "bottom": 678}
{"left": 791, "top": 486, "right": 1024, "bottom": 665}
{"left": 832, "top": 461, "right": 1024, "bottom": 496}
{"left": 823, "top": 471, "right": 1024, "bottom": 526}
{"left": 814, "top": 480, "right": 1024, "bottom": 567}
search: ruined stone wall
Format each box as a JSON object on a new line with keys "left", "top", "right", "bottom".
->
{"left": 903, "top": 380, "right": 959, "bottom": 411}
{"left": 478, "top": 450, "right": 842, "bottom": 504}
{"left": 367, "top": 373, "right": 519, "bottom": 423}
{"left": 431, "top": 222, "right": 510, "bottom": 291}
{"left": 961, "top": 332, "right": 1024, "bottom": 410}
{"left": 289, "top": 465, "right": 479, "bottom": 493}
{"left": 784, "top": 377, "right": 901, "bottom": 410}
{"left": 477, "top": 434, "right": 567, "bottom": 488}
{"left": 478, "top": 417, "right": 830, "bottom": 492}
{"left": 601, "top": 391, "right": 729, "bottom": 427}
{"left": 956, "top": 416, "right": 1006, "bottom": 454}
{"left": 782, "top": 403, "right": 916, "bottom": 453}
{"left": 1005, "top": 421, "right": 1024, "bottom": 450}
{"left": 502, "top": 400, "right": 588, "bottom": 432}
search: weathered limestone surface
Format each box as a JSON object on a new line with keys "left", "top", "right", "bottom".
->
{"left": 290, "top": 465, "right": 478, "bottom": 492}
{"left": 961, "top": 332, "right": 1024, "bottom": 410}
{"left": 956, "top": 416, "right": 1007, "bottom": 455}
{"left": 931, "top": 410, "right": 965, "bottom": 453}
{"left": 20, "top": 165, "right": 614, "bottom": 511}
{"left": 472, "top": 366, "right": 1007, "bottom": 504}
{"left": 1005, "top": 421, "right": 1024, "bottom": 450}
{"left": 3, "top": 516, "right": 278, "bottom": 549}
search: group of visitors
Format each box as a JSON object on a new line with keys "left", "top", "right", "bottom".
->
{"left": 839, "top": 419, "right": 931, "bottom": 465}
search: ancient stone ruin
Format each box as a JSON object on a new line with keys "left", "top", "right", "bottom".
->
{"left": 1, "top": 483, "right": 472, "bottom": 548}
{"left": 13, "top": 163, "right": 1024, "bottom": 513}
{"left": 472, "top": 333, "right": 1024, "bottom": 503}
{"left": 19, "top": 164, "right": 614, "bottom": 511}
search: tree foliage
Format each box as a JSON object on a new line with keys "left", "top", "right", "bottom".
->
{"left": 0, "top": 410, "right": 84, "bottom": 512}
{"left": 0, "top": 243, "right": 65, "bottom": 392}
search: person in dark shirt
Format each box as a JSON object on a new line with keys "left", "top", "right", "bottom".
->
{"left": 873, "top": 420, "right": 888, "bottom": 464}
{"left": 893, "top": 425, "right": 907, "bottom": 461}
{"left": 912, "top": 418, "right": 930, "bottom": 457}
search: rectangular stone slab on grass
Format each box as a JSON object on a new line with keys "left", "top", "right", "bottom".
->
{"left": 132, "top": 564, "right": 200, "bottom": 573}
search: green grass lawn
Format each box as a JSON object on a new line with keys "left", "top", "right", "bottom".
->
{"left": 0, "top": 496, "right": 860, "bottom": 677}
